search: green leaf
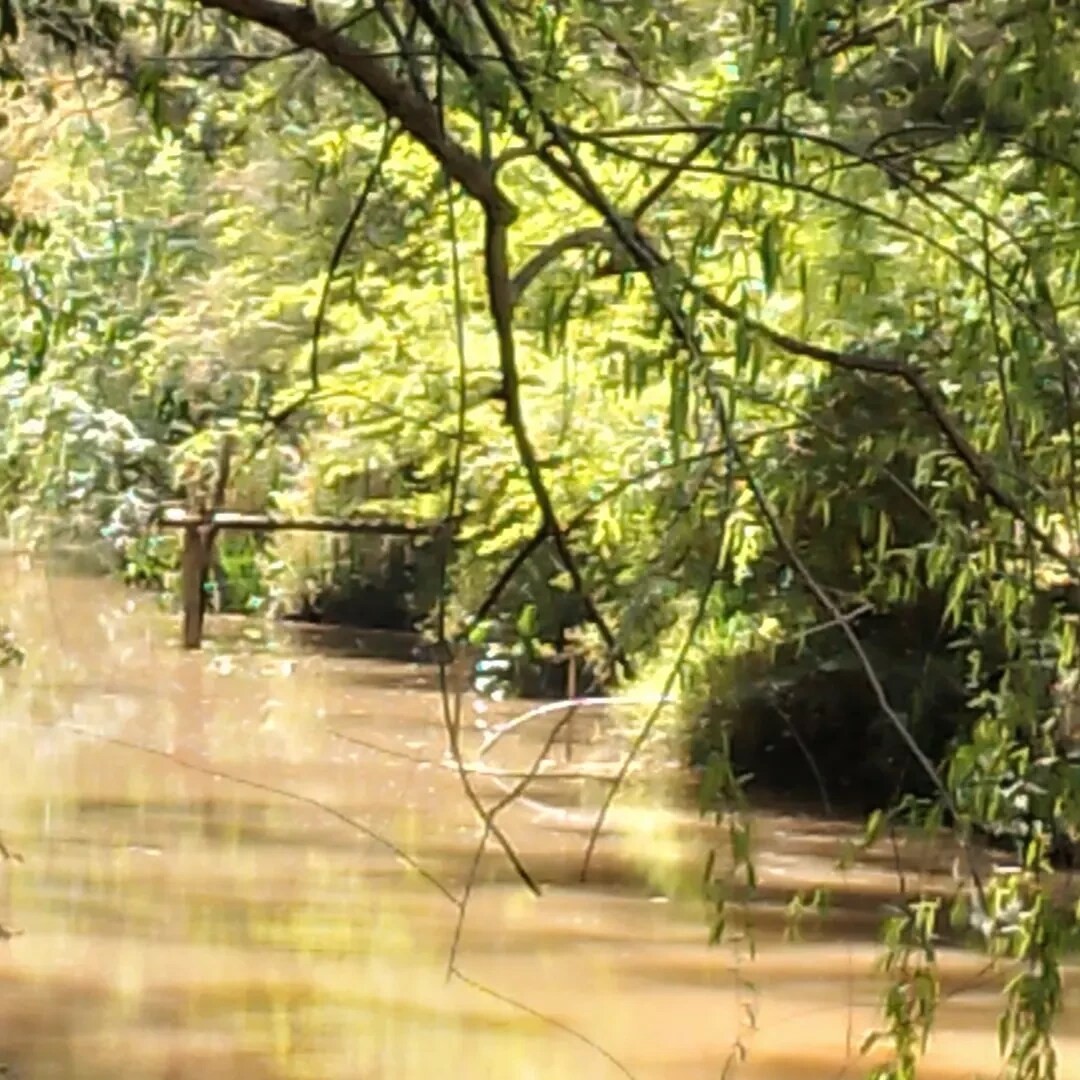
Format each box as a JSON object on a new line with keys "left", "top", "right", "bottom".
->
{"left": 931, "top": 24, "right": 950, "bottom": 77}
{"left": 760, "top": 220, "right": 779, "bottom": 294}
{"left": 0, "top": 0, "right": 17, "bottom": 41}
{"left": 516, "top": 603, "right": 538, "bottom": 639}
{"left": 864, "top": 809, "right": 885, "bottom": 848}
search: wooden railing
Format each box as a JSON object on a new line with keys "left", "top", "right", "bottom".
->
{"left": 153, "top": 439, "right": 452, "bottom": 648}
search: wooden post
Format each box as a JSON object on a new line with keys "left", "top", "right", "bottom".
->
{"left": 180, "top": 436, "right": 235, "bottom": 650}
{"left": 210, "top": 434, "right": 235, "bottom": 516}
{"left": 181, "top": 521, "right": 207, "bottom": 649}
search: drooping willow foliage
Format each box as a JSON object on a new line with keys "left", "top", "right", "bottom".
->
{"left": 5, "top": 1, "right": 1080, "bottom": 1074}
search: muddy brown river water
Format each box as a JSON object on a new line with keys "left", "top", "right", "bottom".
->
{"left": 1, "top": 553, "right": 1079, "bottom": 1079}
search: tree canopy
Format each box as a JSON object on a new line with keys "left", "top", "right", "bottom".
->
{"left": 6, "top": 2, "right": 1080, "bottom": 1075}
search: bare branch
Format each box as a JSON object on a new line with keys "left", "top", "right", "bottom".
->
{"left": 444, "top": 705, "right": 581, "bottom": 977}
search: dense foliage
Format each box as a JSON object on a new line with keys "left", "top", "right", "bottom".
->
{"left": 6, "top": 1, "right": 1080, "bottom": 1075}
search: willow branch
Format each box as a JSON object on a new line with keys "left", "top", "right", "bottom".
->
{"left": 409, "top": 0, "right": 484, "bottom": 78}
{"left": 687, "top": 283, "right": 1078, "bottom": 575}
{"left": 574, "top": 139, "right": 1012, "bottom": 307}
{"left": 197, "top": 0, "right": 513, "bottom": 222}
{"left": 459, "top": 1, "right": 994, "bottom": 904}
{"left": 483, "top": 210, "right": 629, "bottom": 676}
{"left": 434, "top": 167, "right": 541, "bottom": 900}
{"left": 573, "top": 122, "right": 1027, "bottom": 268}
{"left": 504, "top": 194, "right": 1077, "bottom": 578}
{"left": 370, "top": 0, "right": 426, "bottom": 94}
{"left": 817, "top": 0, "right": 968, "bottom": 58}
{"left": 630, "top": 130, "right": 715, "bottom": 219}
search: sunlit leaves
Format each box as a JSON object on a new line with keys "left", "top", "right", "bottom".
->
{"left": 6, "top": 12, "right": 1080, "bottom": 1061}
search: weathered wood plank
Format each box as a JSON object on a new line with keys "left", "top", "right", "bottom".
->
{"left": 158, "top": 507, "right": 446, "bottom": 537}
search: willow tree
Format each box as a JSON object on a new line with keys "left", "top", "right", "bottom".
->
{"left": 5, "top": 2, "right": 1080, "bottom": 1075}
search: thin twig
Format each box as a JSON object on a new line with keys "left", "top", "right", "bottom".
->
{"left": 510, "top": 226, "right": 614, "bottom": 304}
{"left": 450, "top": 968, "right": 639, "bottom": 1079}
{"left": 327, "top": 727, "right": 433, "bottom": 765}
{"left": 55, "top": 721, "right": 457, "bottom": 902}
{"left": 449, "top": 698, "right": 630, "bottom": 972}
{"left": 308, "top": 123, "right": 397, "bottom": 393}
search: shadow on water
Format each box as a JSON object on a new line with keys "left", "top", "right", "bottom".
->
{"left": 2, "top": 551, "right": 1080, "bottom": 1078}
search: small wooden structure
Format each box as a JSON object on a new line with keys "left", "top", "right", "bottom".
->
{"left": 155, "top": 439, "right": 452, "bottom": 649}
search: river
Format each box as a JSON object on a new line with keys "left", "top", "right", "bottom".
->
{"left": 0, "top": 553, "right": 1078, "bottom": 1079}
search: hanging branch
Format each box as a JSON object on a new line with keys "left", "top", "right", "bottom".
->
{"left": 483, "top": 209, "right": 630, "bottom": 676}
{"left": 434, "top": 164, "right": 542, "bottom": 900}
{"left": 452, "top": 969, "right": 638, "bottom": 1080}
{"left": 254, "top": 126, "right": 395, "bottom": 444}
{"left": 309, "top": 123, "right": 397, "bottom": 392}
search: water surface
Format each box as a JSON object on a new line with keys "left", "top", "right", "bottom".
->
{"left": 1, "top": 554, "right": 1078, "bottom": 1078}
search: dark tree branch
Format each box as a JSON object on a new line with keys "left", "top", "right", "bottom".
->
{"left": 371, "top": 0, "right": 427, "bottom": 94}
{"left": 195, "top": 0, "right": 1055, "bottom": 919}
{"left": 630, "top": 130, "right": 715, "bottom": 219}
{"left": 408, "top": 0, "right": 483, "bottom": 78}
{"left": 483, "top": 210, "right": 630, "bottom": 676}
{"left": 687, "top": 282, "right": 1078, "bottom": 574}
{"left": 144, "top": 7, "right": 379, "bottom": 71}
{"left": 509, "top": 225, "right": 613, "bottom": 304}
{"left": 197, "top": 0, "right": 627, "bottom": 882}
{"left": 307, "top": 122, "right": 397, "bottom": 393}
{"left": 816, "top": 0, "right": 971, "bottom": 59}
{"left": 198, "top": 0, "right": 514, "bottom": 222}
